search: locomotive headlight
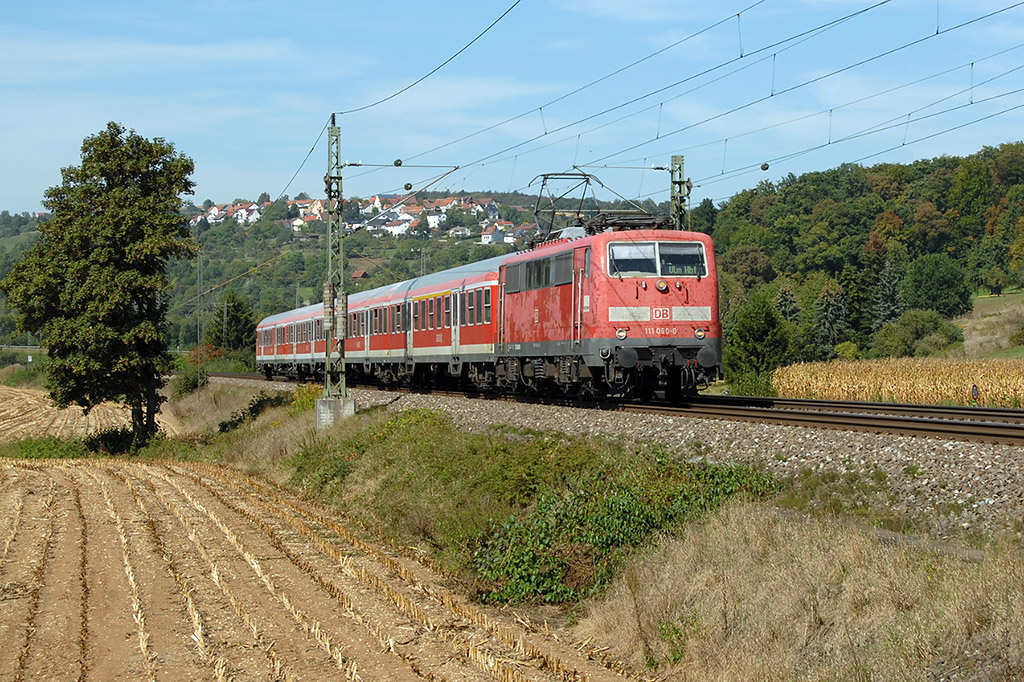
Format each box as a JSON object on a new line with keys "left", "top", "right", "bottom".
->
{"left": 615, "top": 328, "right": 628, "bottom": 340}
{"left": 656, "top": 279, "right": 669, "bottom": 292}
{"left": 694, "top": 328, "right": 706, "bottom": 339}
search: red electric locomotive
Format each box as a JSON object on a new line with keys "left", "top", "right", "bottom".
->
{"left": 256, "top": 216, "right": 722, "bottom": 401}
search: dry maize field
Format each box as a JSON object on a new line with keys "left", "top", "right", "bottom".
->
{"left": 0, "top": 458, "right": 634, "bottom": 682}
{"left": 773, "top": 357, "right": 1024, "bottom": 407}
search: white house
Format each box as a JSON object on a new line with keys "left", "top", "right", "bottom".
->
{"left": 481, "top": 224, "right": 505, "bottom": 244}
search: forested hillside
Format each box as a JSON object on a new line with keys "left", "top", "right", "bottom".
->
{"left": 709, "top": 142, "right": 1024, "bottom": 390}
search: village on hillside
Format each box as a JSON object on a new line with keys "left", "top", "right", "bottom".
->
{"left": 187, "top": 193, "right": 540, "bottom": 246}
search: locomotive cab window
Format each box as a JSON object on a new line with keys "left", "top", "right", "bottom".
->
{"left": 608, "top": 241, "right": 706, "bottom": 278}
{"left": 659, "top": 242, "right": 706, "bottom": 277}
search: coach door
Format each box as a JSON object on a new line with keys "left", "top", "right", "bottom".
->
{"left": 571, "top": 246, "right": 590, "bottom": 348}
{"left": 452, "top": 287, "right": 462, "bottom": 359}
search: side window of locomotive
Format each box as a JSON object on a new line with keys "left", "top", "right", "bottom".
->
{"left": 523, "top": 258, "right": 551, "bottom": 290}
{"left": 584, "top": 247, "right": 591, "bottom": 277}
{"left": 505, "top": 263, "right": 521, "bottom": 293}
{"left": 608, "top": 243, "right": 658, "bottom": 277}
{"left": 553, "top": 253, "right": 573, "bottom": 286}
{"left": 484, "top": 288, "right": 492, "bottom": 324}
{"left": 659, "top": 242, "right": 706, "bottom": 277}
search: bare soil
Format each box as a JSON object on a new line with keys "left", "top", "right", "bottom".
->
{"left": 0, "top": 385, "right": 181, "bottom": 442}
{"left": 0, "top": 458, "right": 635, "bottom": 682}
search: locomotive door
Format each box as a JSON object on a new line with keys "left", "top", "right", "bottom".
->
{"left": 571, "top": 246, "right": 590, "bottom": 348}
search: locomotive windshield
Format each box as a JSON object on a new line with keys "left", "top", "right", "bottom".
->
{"left": 608, "top": 241, "right": 706, "bottom": 278}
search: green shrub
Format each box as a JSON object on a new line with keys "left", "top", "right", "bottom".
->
{"left": 288, "top": 383, "right": 320, "bottom": 415}
{"left": 727, "top": 370, "right": 776, "bottom": 397}
{"left": 0, "top": 436, "right": 88, "bottom": 459}
{"left": 472, "top": 454, "right": 777, "bottom": 603}
{"left": 834, "top": 341, "right": 859, "bottom": 360}
{"left": 171, "top": 362, "right": 207, "bottom": 399}
{"left": 870, "top": 309, "right": 962, "bottom": 358}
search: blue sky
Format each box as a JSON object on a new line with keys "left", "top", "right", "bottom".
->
{"left": 2, "top": 0, "right": 1024, "bottom": 213}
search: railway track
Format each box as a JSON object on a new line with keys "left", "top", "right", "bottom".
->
{"left": 209, "top": 372, "right": 1024, "bottom": 446}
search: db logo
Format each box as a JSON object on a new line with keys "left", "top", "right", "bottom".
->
{"left": 652, "top": 307, "right": 671, "bottom": 321}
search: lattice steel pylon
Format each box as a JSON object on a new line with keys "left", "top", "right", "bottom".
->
{"left": 323, "top": 116, "right": 347, "bottom": 398}
{"left": 670, "top": 155, "right": 691, "bottom": 230}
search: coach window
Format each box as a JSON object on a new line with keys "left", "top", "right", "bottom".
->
{"left": 476, "top": 289, "right": 484, "bottom": 324}
{"left": 460, "top": 292, "right": 467, "bottom": 327}
{"left": 413, "top": 301, "right": 420, "bottom": 331}
{"left": 484, "top": 288, "right": 492, "bottom": 324}
{"left": 466, "top": 290, "right": 475, "bottom": 326}
{"left": 428, "top": 298, "right": 435, "bottom": 329}
{"left": 288, "top": 323, "right": 295, "bottom": 343}
{"left": 444, "top": 295, "right": 451, "bottom": 328}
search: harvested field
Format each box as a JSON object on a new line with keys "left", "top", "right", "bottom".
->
{"left": 0, "top": 458, "right": 635, "bottom": 682}
{"left": 0, "top": 385, "right": 180, "bottom": 442}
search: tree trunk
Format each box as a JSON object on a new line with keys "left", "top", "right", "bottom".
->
{"left": 131, "top": 403, "right": 145, "bottom": 449}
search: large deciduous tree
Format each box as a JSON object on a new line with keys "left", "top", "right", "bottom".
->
{"left": 0, "top": 122, "right": 196, "bottom": 447}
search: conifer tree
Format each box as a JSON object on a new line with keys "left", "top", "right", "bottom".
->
{"left": 774, "top": 284, "right": 800, "bottom": 322}
{"left": 811, "top": 281, "right": 849, "bottom": 360}
{"left": 871, "top": 257, "right": 905, "bottom": 332}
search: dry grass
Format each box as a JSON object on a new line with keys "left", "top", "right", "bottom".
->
{"left": 773, "top": 357, "right": 1024, "bottom": 407}
{"left": 574, "top": 502, "right": 1024, "bottom": 681}
{"left": 958, "top": 294, "right": 1024, "bottom": 358}
{"left": 163, "top": 381, "right": 293, "bottom": 435}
